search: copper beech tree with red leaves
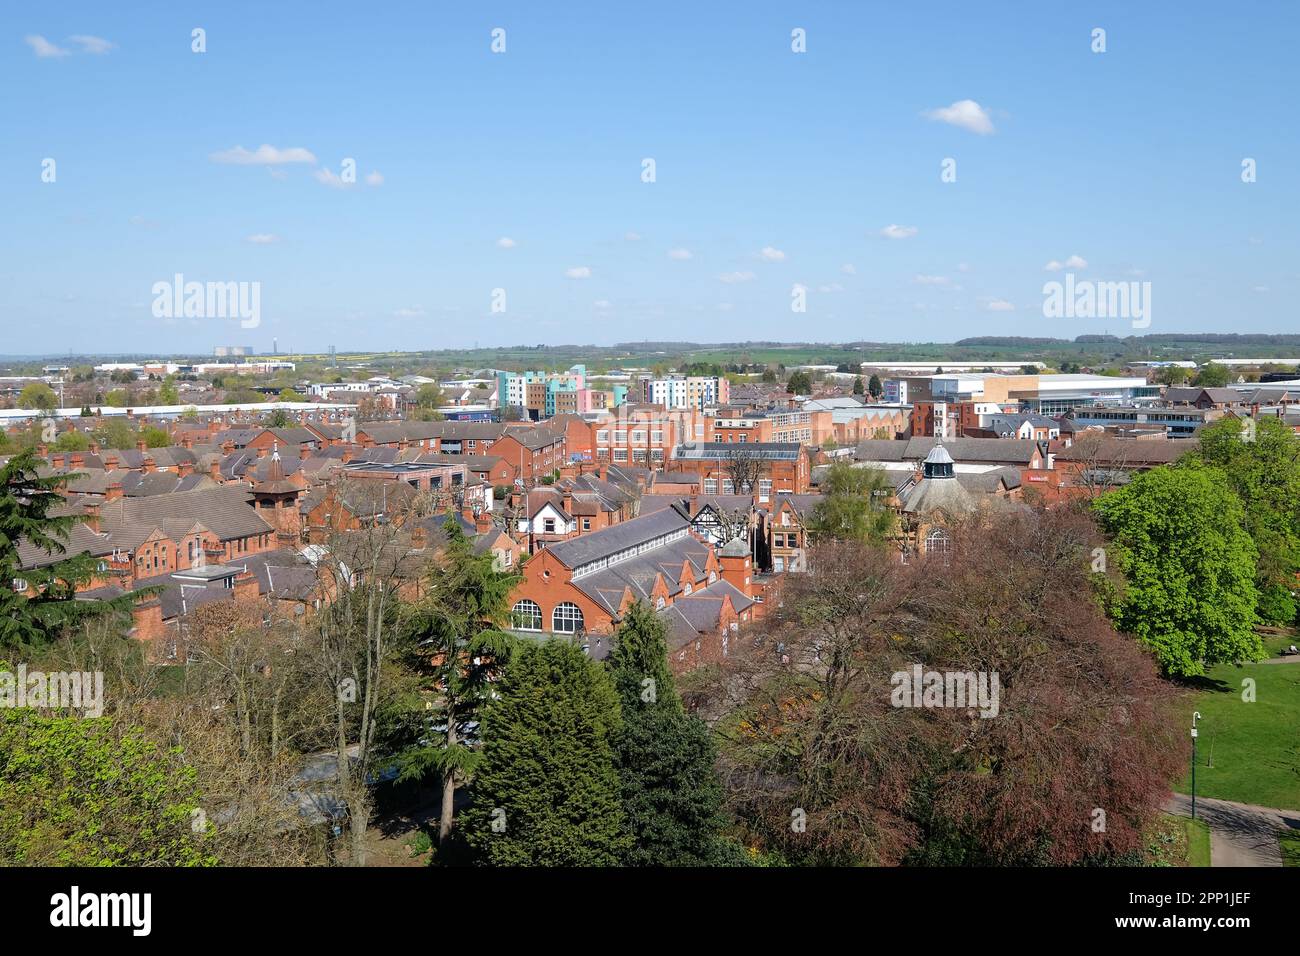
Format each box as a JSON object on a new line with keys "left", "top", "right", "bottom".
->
{"left": 708, "top": 505, "right": 1185, "bottom": 866}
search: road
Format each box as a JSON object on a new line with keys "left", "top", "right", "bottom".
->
{"left": 1166, "top": 793, "right": 1298, "bottom": 867}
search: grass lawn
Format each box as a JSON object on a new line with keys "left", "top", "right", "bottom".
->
{"left": 1178, "top": 656, "right": 1300, "bottom": 811}
{"left": 1184, "top": 818, "right": 1212, "bottom": 867}
{"left": 1281, "top": 830, "right": 1300, "bottom": 867}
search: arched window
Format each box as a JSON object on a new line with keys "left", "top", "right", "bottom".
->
{"left": 924, "top": 529, "right": 952, "bottom": 556}
{"left": 552, "top": 602, "right": 584, "bottom": 634}
{"left": 511, "top": 599, "right": 542, "bottom": 631}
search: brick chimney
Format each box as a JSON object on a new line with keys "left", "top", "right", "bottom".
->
{"left": 83, "top": 500, "right": 101, "bottom": 533}
{"left": 299, "top": 444, "right": 311, "bottom": 461}
{"left": 234, "top": 565, "right": 260, "bottom": 603}
{"left": 136, "top": 439, "right": 147, "bottom": 454}
{"left": 341, "top": 446, "right": 354, "bottom": 464}
{"left": 104, "top": 452, "right": 119, "bottom": 471}
{"left": 256, "top": 445, "right": 267, "bottom": 459}
{"left": 37, "top": 444, "right": 49, "bottom": 458}
{"left": 70, "top": 453, "right": 84, "bottom": 470}
{"left": 177, "top": 460, "right": 192, "bottom": 478}
{"left": 89, "top": 441, "right": 101, "bottom": 456}
{"left": 718, "top": 539, "right": 753, "bottom": 598}
{"left": 221, "top": 440, "right": 234, "bottom": 455}
{"left": 181, "top": 436, "right": 194, "bottom": 449}
{"left": 142, "top": 456, "right": 156, "bottom": 474}
{"left": 105, "top": 482, "right": 124, "bottom": 503}
{"left": 209, "top": 457, "right": 222, "bottom": 481}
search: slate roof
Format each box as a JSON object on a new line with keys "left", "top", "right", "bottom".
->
{"left": 545, "top": 507, "right": 691, "bottom": 570}
{"left": 856, "top": 437, "right": 1042, "bottom": 465}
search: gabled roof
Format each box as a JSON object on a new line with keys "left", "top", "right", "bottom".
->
{"left": 546, "top": 507, "right": 691, "bottom": 570}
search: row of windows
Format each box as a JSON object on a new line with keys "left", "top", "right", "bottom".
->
{"left": 511, "top": 599, "right": 584, "bottom": 633}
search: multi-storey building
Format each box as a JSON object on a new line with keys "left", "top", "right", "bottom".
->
{"left": 497, "top": 365, "right": 592, "bottom": 420}
{"left": 639, "top": 375, "right": 729, "bottom": 411}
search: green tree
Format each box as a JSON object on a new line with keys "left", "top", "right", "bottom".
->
{"left": 1193, "top": 362, "right": 1231, "bottom": 388}
{"left": 464, "top": 639, "right": 628, "bottom": 865}
{"left": 852, "top": 376, "right": 864, "bottom": 396}
{"left": 94, "top": 418, "right": 137, "bottom": 450}
{"left": 104, "top": 389, "right": 129, "bottom": 408}
{"left": 158, "top": 375, "right": 179, "bottom": 405}
{"left": 1156, "top": 365, "right": 1191, "bottom": 386}
{"left": 1192, "top": 416, "right": 1300, "bottom": 621}
{"left": 607, "top": 602, "right": 723, "bottom": 865}
{"left": 807, "top": 461, "right": 895, "bottom": 544}
{"left": 1093, "top": 462, "right": 1262, "bottom": 676}
{"left": 54, "top": 430, "right": 90, "bottom": 452}
{"left": 17, "top": 382, "right": 57, "bottom": 412}
{"left": 0, "top": 452, "right": 133, "bottom": 651}
{"left": 0, "top": 710, "right": 214, "bottom": 866}
{"left": 398, "top": 518, "right": 519, "bottom": 854}
{"left": 140, "top": 426, "right": 171, "bottom": 448}
{"left": 786, "top": 371, "right": 813, "bottom": 395}
{"left": 867, "top": 374, "right": 883, "bottom": 399}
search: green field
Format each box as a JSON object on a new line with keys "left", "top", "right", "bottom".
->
{"left": 1179, "top": 654, "right": 1300, "bottom": 812}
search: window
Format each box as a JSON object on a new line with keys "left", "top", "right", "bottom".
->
{"left": 552, "top": 602, "right": 584, "bottom": 634}
{"left": 511, "top": 599, "right": 542, "bottom": 631}
{"left": 582, "top": 518, "right": 591, "bottom": 531}
{"left": 543, "top": 518, "right": 556, "bottom": 534}
{"left": 925, "top": 529, "right": 952, "bottom": 556}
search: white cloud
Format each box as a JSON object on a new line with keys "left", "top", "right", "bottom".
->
{"left": 922, "top": 99, "right": 995, "bottom": 135}
{"left": 957, "top": 262, "right": 971, "bottom": 273}
{"left": 69, "top": 35, "right": 114, "bottom": 54}
{"left": 245, "top": 233, "right": 280, "bottom": 244}
{"left": 913, "top": 274, "right": 953, "bottom": 286}
{"left": 880, "top": 224, "right": 918, "bottom": 240}
{"left": 314, "top": 167, "right": 351, "bottom": 188}
{"left": 394, "top": 307, "right": 425, "bottom": 318}
{"left": 718, "top": 271, "right": 756, "bottom": 284}
{"left": 986, "top": 299, "right": 1016, "bottom": 312}
{"left": 496, "top": 237, "right": 517, "bottom": 249}
{"left": 26, "top": 35, "right": 69, "bottom": 57}
{"left": 211, "top": 144, "right": 318, "bottom": 165}
{"left": 667, "top": 248, "right": 693, "bottom": 260}
{"left": 1254, "top": 285, "right": 1269, "bottom": 293}
{"left": 565, "top": 266, "right": 592, "bottom": 279}
{"left": 716, "top": 303, "right": 734, "bottom": 312}
{"left": 624, "top": 231, "right": 642, "bottom": 241}
{"left": 819, "top": 283, "right": 845, "bottom": 294}
{"left": 365, "top": 171, "right": 384, "bottom": 187}
{"left": 593, "top": 299, "right": 613, "bottom": 309}
{"left": 1044, "top": 254, "right": 1088, "bottom": 272}
{"left": 759, "top": 246, "right": 786, "bottom": 262}
{"left": 841, "top": 263, "right": 857, "bottom": 275}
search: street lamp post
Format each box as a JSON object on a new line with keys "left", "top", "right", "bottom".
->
{"left": 1191, "top": 711, "right": 1202, "bottom": 819}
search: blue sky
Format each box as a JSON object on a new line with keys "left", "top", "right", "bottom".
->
{"left": 2, "top": 0, "right": 1296, "bottom": 355}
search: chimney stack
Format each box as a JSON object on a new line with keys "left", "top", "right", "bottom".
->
{"left": 105, "top": 482, "right": 124, "bottom": 503}
{"left": 83, "top": 500, "right": 101, "bottom": 533}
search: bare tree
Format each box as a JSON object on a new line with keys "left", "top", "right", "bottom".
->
{"left": 723, "top": 445, "right": 766, "bottom": 496}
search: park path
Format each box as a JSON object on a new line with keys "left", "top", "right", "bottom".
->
{"left": 1165, "top": 793, "right": 1298, "bottom": 867}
